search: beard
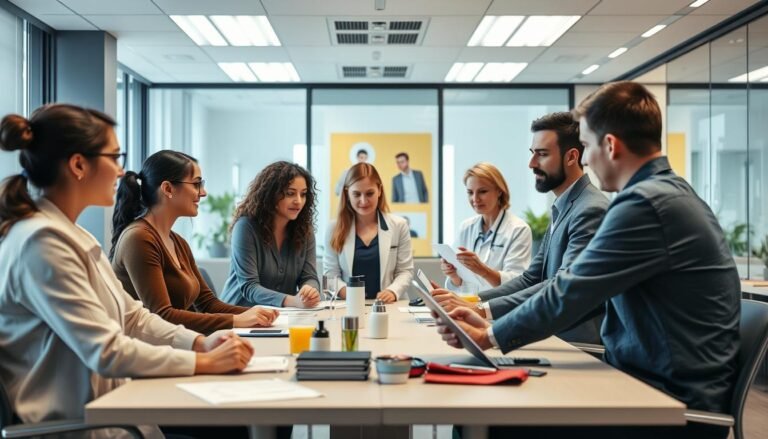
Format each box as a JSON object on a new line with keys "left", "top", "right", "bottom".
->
{"left": 533, "top": 164, "right": 566, "bottom": 193}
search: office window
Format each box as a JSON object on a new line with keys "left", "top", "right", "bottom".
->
{"left": 0, "top": 7, "right": 24, "bottom": 179}
{"left": 442, "top": 88, "right": 569, "bottom": 245}
{"left": 148, "top": 88, "right": 306, "bottom": 256}
{"left": 311, "top": 89, "right": 439, "bottom": 257}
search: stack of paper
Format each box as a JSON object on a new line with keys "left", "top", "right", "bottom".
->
{"left": 260, "top": 300, "right": 347, "bottom": 312}
{"left": 177, "top": 379, "right": 322, "bottom": 405}
{"left": 244, "top": 356, "right": 290, "bottom": 373}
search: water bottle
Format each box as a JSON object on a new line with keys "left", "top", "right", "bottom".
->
{"left": 309, "top": 320, "right": 330, "bottom": 352}
{"left": 368, "top": 299, "right": 388, "bottom": 339}
{"left": 346, "top": 275, "right": 366, "bottom": 328}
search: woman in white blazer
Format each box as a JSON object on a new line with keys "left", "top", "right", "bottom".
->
{"left": 0, "top": 104, "right": 253, "bottom": 438}
{"left": 325, "top": 163, "right": 413, "bottom": 303}
{"left": 442, "top": 162, "right": 532, "bottom": 293}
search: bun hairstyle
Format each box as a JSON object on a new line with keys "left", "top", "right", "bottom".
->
{"left": 0, "top": 104, "right": 116, "bottom": 237}
{"left": 110, "top": 150, "right": 197, "bottom": 259}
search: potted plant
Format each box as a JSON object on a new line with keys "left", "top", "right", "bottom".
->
{"left": 724, "top": 222, "right": 750, "bottom": 257}
{"left": 193, "top": 192, "right": 235, "bottom": 258}
{"left": 523, "top": 208, "right": 550, "bottom": 256}
{"left": 752, "top": 235, "right": 768, "bottom": 280}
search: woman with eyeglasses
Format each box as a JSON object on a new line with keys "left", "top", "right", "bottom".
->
{"left": 324, "top": 163, "right": 414, "bottom": 303}
{"left": 111, "top": 150, "right": 278, "bottom": 334}
{"left": 219, "top": 161, "right": 321, "bottom": 308}
{"left": 442, "top": 162, "right": 532, "bottom": 292}
{"left": 0, "top": 105, "right": 254, "bottom": 438}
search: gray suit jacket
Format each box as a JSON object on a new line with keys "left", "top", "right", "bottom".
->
{"left": 478, "top": 174, "right": 609, "bottom": 344}
{"left": 392, "top": 170, "right": 428, "bottom": 203}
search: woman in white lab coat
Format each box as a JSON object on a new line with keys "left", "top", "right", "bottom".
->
{"left": 442, "top": 162, "right": 532, "bottom": 293}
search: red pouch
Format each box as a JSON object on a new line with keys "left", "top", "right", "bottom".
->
{"left": 423, "top": 362, "right": 528, "bottom": 385}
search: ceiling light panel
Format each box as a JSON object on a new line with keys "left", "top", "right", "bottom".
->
{"left": 582, "top": 64, "right": 600, "bottom": 75}
{"left": 218, "top": 62, "right": 258, "bottom": 82}
{"left": 728, "top": 66, "right": 768, "bottom": 83}
{"left": 171, "top": 15, "right": 227, "bottom": 46}
{"left": 506, "top": 16, "right": 580, "bottom": 47}
{"left": 173, "top": 15, "right": 280, "bottom": 46}
{"left": 608, "top": 47, "right": 628, "bottom": 59}
{"left": 689, "top": 0, "right": 710, "bottom": 7}
{"left": 467, "top": 16, "right": 524, "bottom": 47}
{"left": 474, "top": 62, "right": 528, "bottom": 82}
{"left": 641, "top": 24, "right": 666, "bottom": 38}
{"left": 248, "top": 62, "right": 300, "bottom": 82}
{"left": 444, "top": 62, "right": 484, "bottom": 82}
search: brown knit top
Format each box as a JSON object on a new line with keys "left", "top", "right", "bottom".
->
{"left": 112, "top": 219, "right": 249, "bottom": 334}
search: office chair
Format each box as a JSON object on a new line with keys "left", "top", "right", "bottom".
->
{"left": 199, "top": 267, "right": 217, "bottom": 295}
{"left": 0, "top": 378, "right": 145, "bottom": 438}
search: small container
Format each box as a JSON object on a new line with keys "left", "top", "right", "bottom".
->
{"left": 346, "top": 275, "right": 366, "bottom": 328}
{"left": 309, "top": 320, "right": 330, "bottom": 352}
{"left": 375, "top": 355, "right": 412, "bottom": 384}
{"left": 341, "top": 316, "right": 359, "bottom": 352}
{"left": 368, "top": 299, "right": 388, "bottom": 339}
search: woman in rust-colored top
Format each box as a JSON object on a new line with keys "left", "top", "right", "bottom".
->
{"left": 111, "top": 150, "right": 277, "bottom": 335}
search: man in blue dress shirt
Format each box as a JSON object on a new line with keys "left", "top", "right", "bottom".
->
{"left": 436, "top": 81, "right": 740, "bottom": 439}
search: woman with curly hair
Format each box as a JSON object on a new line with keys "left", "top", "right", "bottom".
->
{"left": 324, "top": 163, "right": 414, "bottom": 303}
{"left": 220, "top": 161, "right": 321, "bottom": 308}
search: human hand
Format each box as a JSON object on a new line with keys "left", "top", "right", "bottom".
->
{"left": 440, "top": 258, "right": 462, "bottom": 286}
{"left": 455, "top": 246, "right": 490, "bottom": 276}
{"left": 431, "top": 289, "right": 485, "bottom": 317}
{"left": 297, "top": 285, "right": 321, "bottom": 307}
{"left": 434, "top": 307, "right": 492, "bottom": 350}
{"left": 376, "top": 290, "right": 397, "bottom": 303}
{"left": 194, "top": 335, "right": 254, "bottom": 374}
{"left": 233, "top": 307, "right": 279, "bottom": 328}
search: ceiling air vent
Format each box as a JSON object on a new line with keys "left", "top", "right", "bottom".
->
{"left": 329, "top": 17, "right": 428, "bottom": 46}
{"left": 339, "top": 65, "right": 410, "bottom": 79}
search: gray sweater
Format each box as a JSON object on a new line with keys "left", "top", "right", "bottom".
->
{"left": 220, "top": 217, "right": 320, "bottom": 307}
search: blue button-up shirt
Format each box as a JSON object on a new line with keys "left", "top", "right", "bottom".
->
{"left": 492, "top": 157, "right": 740, "bottom": 413}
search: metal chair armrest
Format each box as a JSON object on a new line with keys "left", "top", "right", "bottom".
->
{"left": 3, "top": 418, "right": 144, "bottom": 438}
{"left": 684, "top": 409, "right": 735, "bottom": 427}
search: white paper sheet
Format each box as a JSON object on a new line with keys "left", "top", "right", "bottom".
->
{"left": 243, "top": 356, "right": 290, "bottom": 373}
{"left": 432, "top": 243, "right": 487, "bottom": 288}
{"left": 177, "top": 379, "right": 322, "bottom": 405}
{"left": 397, "top": 306, "right": 431, "bottom": 314}
{"left": 259, "top": 300, "right": 347, "bottom": 312}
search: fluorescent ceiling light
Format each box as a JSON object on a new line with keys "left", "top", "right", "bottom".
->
{"left": 239, "top": 16, "right": 281, "bottom": 46}
{"left": 641, "top": 24, "right": 667, "bottom": 38}
{"left": 728, "top": 65, "right": 768, "bottom": 83}
{"left": 474, "top": 62, "right": 528, "bottom": 82}
{"left": 467, "top": 16, "right": 524, "bottom": 47}
{"left": 608, "top": 47, "right": 628, "bottom": 58}
{"left": 171, "top": 15, "right": 227, "bottom": 46}
{"left": 582, "top": 64, "right": 600, "bottom": 75}
{"left": 445, "top": 62, "right": 484, "bottom": 82}
{"left": 689, "top": 0, "right": 710, "bottom": 7}
{"left": 218, "top": 62, "right": 258, "bottom": 82}
{"left": 444, "top": 63, "right": 464, "bottom": 82}
{"left": 506, "top": 16, "right": 580, "bottom": 47}
{"left": 248, "top": 62, "right": 301, "bottom": 82}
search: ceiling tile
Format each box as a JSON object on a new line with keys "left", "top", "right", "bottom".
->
{"left": 36, "top": 14, "right": 97, "bottom": 30}
{"left": 588, "top": 0, "right": 691, "bottom": 15}
{"left": 260, "top": 0, "right": 492, "bottom": 16}
{"left": 268, "top": 16, "right": 332, "bottom": 47}
{"left": 286, "top": 46, "right": 462, "bottom": 63}
{"left": 690, "top": 0, "right": 759, "bottom": 15}
{"left": 58, "top": 0, "right": 161, "bottom": 15}
{"left": 84, "top": 15, "right": 178, "bottom": 32}
{"left": 421, "top": 16, "right": 481, "bottom": 47}
{"left": 535, "top": 46, "right": 609, "bottom": 63}
{"left": 292, "top": 63, "right": 338, "bottom": 82}
{"left": 9, "top": 0, "right": 72, "bottom": 15}
{"left": 487, "top": 0, "right": 599, "bottom": 15}
{"left": 569, "top": 15, "right": 667, "bottom": 33}
{"left": 200, "top": 46, "right": 291, "bottom": 62}
{"left": 170, "top": 71, "right": 232, "bottom": 82}
{"left": 457, "top": 47, "right": 545, "bottom": 62}
{"left": 113, "top": 31, "right": 196, "bottom": 47}
{"left": 126, "top": 45, "right": 212, "bottom": 64}
{"left": 152, "top": 0, "right": 266, "bottom": 15}
{"left": 552, "top": 32, "right": 639, "bottom": 47}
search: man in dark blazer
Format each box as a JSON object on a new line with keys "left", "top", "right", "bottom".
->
{"left": 392, "top": 152, "right": 428, "bottom": 203}
{"left": 433, "top": 112, "right": 609, "bottom": 344}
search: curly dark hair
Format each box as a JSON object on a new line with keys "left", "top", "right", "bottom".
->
{"left": 231, "top": 161, "right": 317, "bottom": 250}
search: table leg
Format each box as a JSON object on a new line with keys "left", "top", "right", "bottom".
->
{"left": 249, "top": 425, "right": 277, "bottom": 439}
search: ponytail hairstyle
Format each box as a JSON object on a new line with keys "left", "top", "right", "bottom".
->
{"left": 110, "top": 150, "right": 197, "bottom": 258}
{"left": 330, "top": 163, "right": 389, "bottom": 253}
{"left": 0, "top": 104, "right": 115, "bottom": 238}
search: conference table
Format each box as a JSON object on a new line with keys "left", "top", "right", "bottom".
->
{"left": 85, "top": 302, "right": 685, "bottom": 438}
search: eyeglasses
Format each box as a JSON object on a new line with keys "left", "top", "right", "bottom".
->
{"left": 84, "top": 152, "right": 127, "bottom": 168}
{"left": 171, "top": 179, "right": 206, "bottom": 194}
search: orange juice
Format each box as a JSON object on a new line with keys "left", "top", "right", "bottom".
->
{"left": 289, "top": 326, "right": 314, "bottom": 354}
{"left": 461, "top": 294, "right": 480, "bottom": 303}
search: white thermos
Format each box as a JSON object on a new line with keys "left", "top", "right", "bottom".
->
{"left": 368, "top": 299, "right": 388, "bottom": 339}
{"left": 346, "top": 275, "right": 366, "bottom": 328}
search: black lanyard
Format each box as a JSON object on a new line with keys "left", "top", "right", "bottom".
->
{"left": 472, "top": 210, "right": 506, "bottom": 252}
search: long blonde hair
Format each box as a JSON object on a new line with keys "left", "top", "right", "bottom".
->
{"left": 330, "top": 163, "right": 389, "bottom": 253}
{"left": 463, "top": 162, "right": 510, "bottom": 210}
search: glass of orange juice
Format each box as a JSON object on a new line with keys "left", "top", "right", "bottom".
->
{"left": 460, "top": 293, "right": 480, "bottom": 304}
{"left": 289, "top": 315, "right": 316, "bottom": 355}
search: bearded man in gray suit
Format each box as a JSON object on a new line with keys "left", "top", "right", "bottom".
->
{"left": 434, "top": 111, "right": 609, "bottom": 344}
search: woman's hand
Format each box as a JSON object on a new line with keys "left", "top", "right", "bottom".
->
{"left": 194, "top": 335, "right": 254, "bottom": 374}
{"left": 455, "top": 247, "right": 491, "bottom": 275}
{"left": 375, "top": 290, "right": 398, "bottom": 303}
{"left": 233, "top": 307, "right": 279, "bottom": 328}
{"left": 297, "top": 285, "right": 321, "bottom": 307}
{"left": 440, "top": 258, "right": 462, "bottom": 286}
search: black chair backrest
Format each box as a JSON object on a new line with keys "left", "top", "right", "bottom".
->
{"left": 199, "top": 267, "right": 217, "bottom": 295}
{"left": 732, "top": 299, "right": 768, "bottom": 439}
{"left": 0, "top": 378, "right": 15, "bottom": 429}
